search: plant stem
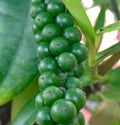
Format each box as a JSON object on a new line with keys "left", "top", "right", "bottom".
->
{"left": 87, "top": 40, "right": 97, "bottom": 74}
{"left": 95, "top": 92, "right": 106, "bottom": 100}
{"left": 95, "top": 35, "right": 103, "bottom": 51}
{"left": 87, "top": 41, "right": 105, "bottom": 81}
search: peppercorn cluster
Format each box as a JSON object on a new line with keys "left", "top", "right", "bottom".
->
{"left": 30, "top": 0, "right": 88, "bottom": 124}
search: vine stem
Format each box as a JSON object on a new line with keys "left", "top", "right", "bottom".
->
{"left": 87, "top": 39, "right": 105, "bottom": 82}
{"left": 95, "top": 92, "right": 106, "bottom": 100}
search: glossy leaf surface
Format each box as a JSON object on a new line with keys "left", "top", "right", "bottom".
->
{"left": 0, "top": 0, "right": 38, "bottom": 105}
{"left": 12, "top": 97, "right": 38, "bottom": 125}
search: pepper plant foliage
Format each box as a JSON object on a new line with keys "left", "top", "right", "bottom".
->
{"left": 0, "top": 0, "right": 120, "bottom": 125}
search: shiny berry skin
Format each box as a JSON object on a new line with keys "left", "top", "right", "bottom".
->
{"left": 38, "top": 57, "right": 59, "bottom": 74}
{"left": 35, "top": 92, "right": 44, "bottom": 108}
{"left": 42, "top": 86, "right": 63, "bottom": 106}
{"left": 31, "top": 0, "right": 45, "bottom": 4}
{"left": 42, "top": 24, "right": 61, "bottom": 42}
{"left": 63, "top": 27, "right": 82, "bottom": 44}
{"left": 64, "top": 88, "right": 86, "bottom": 110}
{"left": 47, "top": 1, "right": 65, "bottom": 16}
{"left": 73, "top": 112, "right": 85, "bottom": 125}
{"left": 73, "top": 63, "right": 85, "bottom": 78}
{"left": 50, "top": 99, "right": 77, "bottom": 124}
{"left": 34, "top": 31, "right": 46, "bottom": 44}
{"left": 36, "top": 106, "right": 55, "bottom": 125}
{"left": 49, "top": 37, "right": 69, "bottom": 56}
{"left": 33, "top": 24, "right": 39, "bottom": 34}
{"left": 38, "top": 71, "right": 60, "bottom": 90}
{"left": 64, "top": 76, "right": 82, "bottom": 89}
{"left": 56, "top": 13, "right": 74, "bottom": 28}
{"left": 35, "top": 11, "right": 54, "bottom": 29}
{"left": 57, "top": 52, "right": 77, "bottom": 72}
{"left": 37, "top": 42, "right": 51, "bottom": 58}
{"left": 30, "top": 3, "right": 46, "bottom": 18}
{"left": 70, "top": 43, "right": 88, "bottom": 63}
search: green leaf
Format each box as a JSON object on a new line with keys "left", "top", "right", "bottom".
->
{"left": 99, "top": 66, "right": 120, "bottom": 103}
{"left": 94, "top": 5, "right": 106, "bottom": 50}
{"left": 102, "top": 67, "right": 120, "bottom": 103}
{"left": 94, "top": 6, "right": 106, "bottom": 32}
{"left": 93, "top": 0, "right": 110, "bottom": 5}
{"left": 105, "top": 67, "right": 120, "bottom": 91}
{"left": 62, "top": 0, "right": 95, "bottom": 42}
{"left": 11, "top": 97, "right": 38, "bottom": 125}
{"left": 96, "top": 20, "right": 120, "bottom": 34}
{"left": 0, "top": 0, "right": 38, "bottom": 105}
{"left": 113, "top": 121, "right": 120, "bottom": 125}
{"left": 102, "top": 90, "right": 120, "bottom": 103}
{"left": 117, "top": 0, "right": 120, "bottom": 5}
{"left": 96, "top": 42, "right": 120, "bottom": 65}
{"left": 11, "top": 76, "right": 39, "bottom": 120}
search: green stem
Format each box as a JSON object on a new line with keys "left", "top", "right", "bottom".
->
{"left": 95, "top": 35, "right": 103, "bottom": 51}
{"left": 95, "top": 42, "right": 120, "bottom": 65}
{"left": 88, "top": 6, "right": 106, "bottom": 80}
{"left": 95, "top": 92, "right": 106, "bottom": 100}
{"left": 90, "top": 41, "right": 120, "bottom": 79}
{"left": 87, "top": 41, "right": 105, "bottom": 81}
